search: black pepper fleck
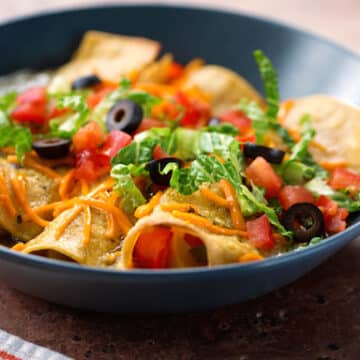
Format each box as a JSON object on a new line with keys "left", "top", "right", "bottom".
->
{"left": 16, "top": 215, "right": 22, "bottom": 224}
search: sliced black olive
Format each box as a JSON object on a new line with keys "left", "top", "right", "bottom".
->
{"left": 282, "top": 203, "right": 324, "bottom": 243}
{"left": 146, "top": 157, "right": 182, "bottom": 186}
{"left": 208, "top": 117, "right": 220, "bottom": 126}
{"left": 244, "top": 143, "right": 285, "bottom": 164}
{"left": 32, "top": 138, "right": 71, "bottom": 159}
{"left": 71, "top": 74, "right": 101, "bottom": 90}
{"left": 106, "top": 99, "right": 143, "bottom": 134}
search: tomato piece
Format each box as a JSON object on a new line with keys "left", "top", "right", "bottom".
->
{"left": 86, "top": 86, "right": 114, "bottom": 109}
{"left": 316, "top": 195, "right": 349, "bottom": 235}
{"left": 47, "top": 99, "right": 68, "bottom": 119}
{"left": 219, "top": 110, "right": 252, "bottom": 134}
{"left": 72, "top": 122, "right": 105, "bottom": 153}
{"left": 278, "top": 185, "right": 315, "bottom": 210}
{"left": 101, "top": 130, "right": 132, "bottom": 158}
{"left": 11, "top": 86, "right": 48, "bottom": 125}
{"left": 184, "top": 234, "right": 203, "bottom": 247}
{"left": 153, "top": 144, "right": 169, "bottom": 160}
{"left": 245, "top": 156, "right": 283, "bottom": 198}
{"left": 74, "top": 150, "right": 110, "bottom": 181}
{"left": 133, "top": 118, "right": 167, "bottom": 135}
{"left": 329, "top": 168, "right": 360, "bottom": 191}
{"left": 175, "top": 91, "right": 209, "bottom": 128}
{"left": 246, "top": 214, "right": 275, "bottom": 251}
{"left": 16, "top": 86, "right": 47, "bottom": 105}
{"left": 134, "top": 226, "right": 172, "bottom": 269}
{"left": 11, "top": 101, "right": 47, "bottom": 125}
{"left": 167, "top": 62, "right": 184, "bottom": 80}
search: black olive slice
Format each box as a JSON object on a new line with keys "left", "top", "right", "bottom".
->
{"left": 106, "top": 99, "right": 143, "bottom": 134}
{"left": 282, "top": 203, "right": 324, "bottom": 243}
{"left": 32, "top": 138, "right": 71, "bottom": 159}
{"left": 146, "top": 157, "right": 182, "bottom": 186}
{"left": 244, "top": 143, "right": 285, "bottom": 164}
{"left": 71, "top": 74, "right": 101, "bottom": 90}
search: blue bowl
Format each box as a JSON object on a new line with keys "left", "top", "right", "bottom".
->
{"left": 0, "top": 4, "right": 359, "bottom": 313}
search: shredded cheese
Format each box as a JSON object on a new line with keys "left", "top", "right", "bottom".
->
{"left": 83, "top": 206, "right": 92, "bottom": 245}
{"left": 0, "top": 170, "right": 17, "bottom": 217}
{"left": 10, "top": 173, "right": 49, "bottom": 227}
{"left": 238, "top": 252, "right": 264, "bottom": 262}
{"left": 200, "top": 187, "right": 228, "bottom": 207}
{"left": 134, "top": 191, "right": 163, "bottom": 219}
{"left": 171, "top": 210, "right": 248, "bottom": 237}
{"left": 219, "top": 179, "right": 246, "bottom": 230}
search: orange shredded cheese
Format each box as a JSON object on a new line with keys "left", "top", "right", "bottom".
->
{"left": 0, "top": 170, "right": 17, "bottom": 217}
{"left": 319, "top": 160, "right": 348, "bottom": 171}
{"left": 76, "top": 198, "right": 132, "bottom": 234}
{"left": 310, "top": 140, "right": 327, "bottom": 152}
{"left": 59, "top": 170, "right": 76, "bottom": 200}
{"left": 105, "top": 191, "right": 119, "bottom": 239}
{"left": 56, "top": 205, "right": 84, "bottom": 240}
{"left": 238, "top": 252, "right": 264, "bottom": 262}
{"left": 200, "top": 187, "right": 228, "bottom": 207}
{"left": 10, "top": 173, "right": 49, "bottom": 227}
{"left": 80, "top": 179, "right": 89, "bottom": 195}
{"left": 12, "top": 243, "right": 25, "bottom": 251}
{"left": 171, "top": 210, "right": 248, "bottom": 237}
{"left": 134, "top": 191, "right": 163, "bottom": 219}
{"left": 7, "top": 155, "right": 60, "bottom": 180}
{"left": 83, "top": 206, "right": 92, "bottom": 246}
{"left": 278, "top": 99, "right": 295, "bottom": 124}
{"left": 161, "top": 203, "right": 200, "bottom": 213}
{"left": 219, "top": 179, "right": 246, "bottom": 230}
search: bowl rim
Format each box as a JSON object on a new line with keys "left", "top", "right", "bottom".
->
{"left": 0, "top": 2, "right": 359, "bottom": 278}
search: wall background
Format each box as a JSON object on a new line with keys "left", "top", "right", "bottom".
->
{"left": 2, "top": 0, "right": 359, "bottom": 52}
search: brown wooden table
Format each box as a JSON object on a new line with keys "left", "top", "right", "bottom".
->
{"left": 0, "top": 1, "right": 359, "bottom": 359}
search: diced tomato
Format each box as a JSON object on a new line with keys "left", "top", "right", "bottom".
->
{"left": 101, "top": 130, "right": 132, "bottom": 158}
{"left": 245, "top": 156, "right": 283, "bottom": 198}
{"left": 219, "top": 109, "right": 252, "bottom": 134}
{"left": 11, "top": 102, "right": 47, "bottom": 125}
{"left": 278, "top": 185, "right": 315, "bottom": 210}
{"left": 133, "top": 118, "right": 167, "bottom": 135}
{"left": 11, "top": 86, "right": 48, "bottom": 125}
{"left": 74, "top": 149, "right": 110, "bottom": 181}
{"left": 72, "top": 122, "right": 105, "bottom": 153}
{"left": 153, "top": 144, "right": 169, "bottom": 160}
{"left": 329, "top": 168, "right": 360, "bottom": 191}
{"left": 86, "top": 86, "right": 114, "bottom": 109}
{"left": 47, "top": 99, "right": 68, "bottom": 119}
{"left": 316, "top": 195, "right": 349, "bottom": 234}
{"left": 167, "top": 62, "right": 184, "bottom": 80}
{"left": 236, "top": 133, "right": 256, "bottom": 144}
{"left": 16, "top": 86, "right": 47, "bottom": 105}
{"left": 175, "top": 91, "right": 210, "bottom": 128}
{"left": 134, "top": 226, "right": 172, "bottom": 269}
{"left": 246, "top": 214, "right": 275, "bottom": 251}
{"left": 184, "top": 234, "right": 203, "bottom": 247}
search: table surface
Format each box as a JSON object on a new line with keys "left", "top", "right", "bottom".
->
{"left": 1, "top": 1, "right": 360, "bottom": 359}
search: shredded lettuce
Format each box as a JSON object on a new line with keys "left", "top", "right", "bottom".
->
{"left": 206, "top": 123, "right": 239, "bottom": 136}
{"left": 50, "top": 94, "right": 90, "bottom": 138}
{"left": 111, "top": 164, "right": 146, "bottom": 213}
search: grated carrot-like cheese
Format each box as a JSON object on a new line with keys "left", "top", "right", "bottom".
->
{"left": 134, "top": 191, "right": 163, "bottom": 219}
{"left": 59, "top": 169, "right": 76, "bottom": 200}
{"left": 0, "top": 170, "right": 17, "bottom": 217}
{"left": 200, "top": 187, "right": 228, "bottom": 207}
{"left": 278, "top": 99, "right": 295, "bottom": 124}
{"left": 319, "top": 160, "right": 348, "bottom": 171}
{"left": 219, "top": 179, "right": 246, "bottom": 230}
{"left": 12, "top": 243, "right": 25, "bottom": 251}
{"left": 7, "top": 155, "right": 61, "bottom": 180}
{"left": 10, "top": 173, "right": 49, "bottom": 227}
{"left": 238, "top": 252, "right": 264, "bottom": 262}
{"left": 80, "top": 179, "right": 89, "bottom": 195}
{"left": 83, "top": 206, "right": 92, "bottom": 246}
{"left": 55, "top": 205, "right": 84, "bottom": 240}
{"left": 171, "top": 210, "right": 248, "bottom": 237}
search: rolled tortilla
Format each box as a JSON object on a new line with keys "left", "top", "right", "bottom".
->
{"left": 117, "top": 188, "right": 258, "bottom": 269}
{"left": 0, "top": 159, "right": 59, "bottom": 241}
{"left": 183, "top": 65, "right": 265, "bottom": 115}
{"left": 22, "top": 207, "right": 119, "bottom": 266}
{"left": 54, "top": 31, "right": 161, "bottom": 83}
{"left": 282, "top": 95, "right": 360, "bottom": 172}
